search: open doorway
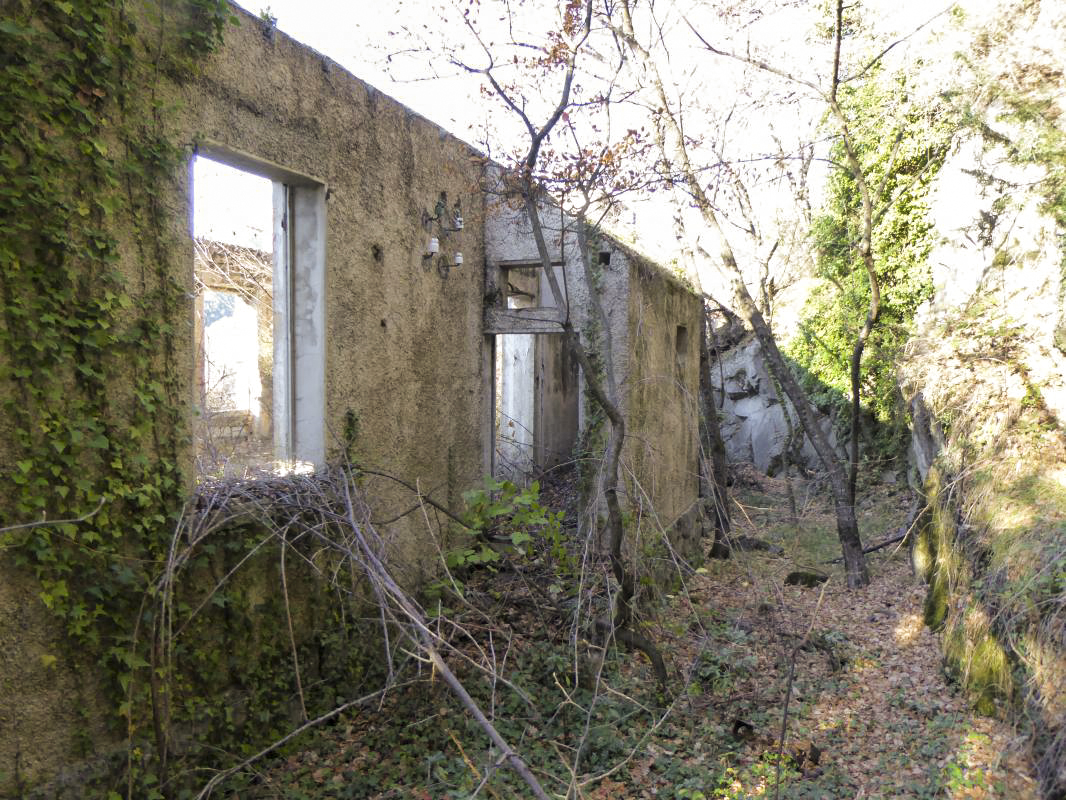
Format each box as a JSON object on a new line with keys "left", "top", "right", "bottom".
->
{"left": 493, "top": 265, "right": 579, "bottom": 484}
{"left": 191, "top": 151, "right": 326, "bottom": 478}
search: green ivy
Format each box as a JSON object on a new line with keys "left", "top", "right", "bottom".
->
{"left": 0, "top": 0, "right": 236, "bottom": 794}
{"left": 787, "top": 71, "right": 952, "bottom": 461}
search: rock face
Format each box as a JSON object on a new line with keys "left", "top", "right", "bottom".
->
{"left": 899, "top": 4, "right": 1066, "bottom": 794}
{"left": 711, "top": 336, "right": 842, "bottom": 475}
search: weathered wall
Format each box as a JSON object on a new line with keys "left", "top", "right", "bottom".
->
{"left": 621, "top": 251, "right": 703, "bottom": 562}
{"left": 484, "top": 197, "right": 703, "bottom": 552}
{"left": 176, "top": 8, "right": 489, "bottom": 561}
{"left": 1, "top": 5, "right": 489, "bottom": 792}
{"left": 485, "top": 190, "right": 625, "bottom": 473}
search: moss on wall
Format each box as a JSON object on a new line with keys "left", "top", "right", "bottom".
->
{"left": 904, "top": 311, "right": 1066, "bottom": 794}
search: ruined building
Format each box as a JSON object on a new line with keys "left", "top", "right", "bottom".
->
{"left": 0, "top": 4, "right": 702, "bottom": 791}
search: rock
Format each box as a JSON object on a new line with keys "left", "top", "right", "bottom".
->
{"left": 785, "top": 570, "right": 829, "bottom": 588}
{"left": 711, "top": 336, "right": 843, "bottom": 476}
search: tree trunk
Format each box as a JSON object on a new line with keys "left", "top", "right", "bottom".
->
{"left": 699, "top": 303, "right": 731, "bottom": 558}
{"left": 616, "top": 1, "right": 868, "bottom": 587}
{"left": 522, "top": 196, "right": 667, "bottom": 681}
{"left": 741, "top": 296, "right": 868, "bottom": 588}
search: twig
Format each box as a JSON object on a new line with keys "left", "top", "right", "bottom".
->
{"left": 279, "top": 532, "right": 308, "bottom": 722}
{"left": 0, "top": 498, "right": 105, "bottom": 536}
{"left": 822, "top": 501, "right": 926, "bottom": 564}
{"left": 357, "top": 466, "right": 471, "bottom": 529}
{"left": 821, "top": 531, "right": 904, "bottom": 563}
{"left": 448, "top": 727, "right": 498, "bottom": 799}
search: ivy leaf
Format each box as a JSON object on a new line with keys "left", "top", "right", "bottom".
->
{"left": 0, "top": 20, "right": 33, "bottom": 36}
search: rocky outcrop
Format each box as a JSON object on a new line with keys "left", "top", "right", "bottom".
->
{"left": 711, "top": 336, "right": 842, "bottom": 475}
{"left": 901, "top": 4, "right": 1066, "bottom": 792}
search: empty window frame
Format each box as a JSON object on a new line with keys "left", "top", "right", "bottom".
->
{"left": 191, "top": 147, "right": 326, "bottom": 477}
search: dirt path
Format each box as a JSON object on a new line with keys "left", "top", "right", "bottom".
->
{"left": 656, "top": 477, "right": 1039, "bottom": 799}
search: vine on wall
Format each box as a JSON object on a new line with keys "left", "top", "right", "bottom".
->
{"left": 786, "top": 73, "right": 952, "bottom": 463}
{"left": 0, "top": 0, "right": 237, "bottom": 793}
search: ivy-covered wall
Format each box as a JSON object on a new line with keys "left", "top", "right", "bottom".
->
{"left": 0, "top": 1, "right": 490, "bottom": 794}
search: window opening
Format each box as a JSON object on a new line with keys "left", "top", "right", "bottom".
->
{"left": 675, "top": 324, "right": 689, "bottom": 376}
{"left": 192, "top": 152, "right": 326, "bottom": 478}
{"left": 193, "top": 157, "right": 275, "bottom": 477}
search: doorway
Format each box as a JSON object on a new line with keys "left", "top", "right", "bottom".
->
{"left": 493, "top": 265, "right": 579, "bottom": 484}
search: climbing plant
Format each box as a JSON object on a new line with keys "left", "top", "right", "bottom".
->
{"left": 0, "top": 0, "right": 239, "bottom": 793}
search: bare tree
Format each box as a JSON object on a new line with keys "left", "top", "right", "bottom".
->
{"left": 450, "top": 0, "right": 675, "bottom": 678}
{"left": 612, "top": 0, "right": 874, "bottom": 587}
{"left": 685, "top": 0, "right": 946, "bottom": 557}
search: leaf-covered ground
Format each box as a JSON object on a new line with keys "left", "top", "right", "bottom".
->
{"left": 224, "top": 471, "right": 1038, "bottom": 798}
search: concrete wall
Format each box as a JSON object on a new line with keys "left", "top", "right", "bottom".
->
{"left": 1, "top": 6, "right": 490, "bottom": 791}
{"left": 619, "top": 251, "right": 703, "bottom": 554}
{"left": 176, "top": 7, "right": 490, "bottom": 544}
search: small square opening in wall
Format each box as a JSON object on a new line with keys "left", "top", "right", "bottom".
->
{"left": 598, "top": 251, "right": 611, "bottom": 266}
{"left": 675, "top": 324, "right": 689, "bottom": 374}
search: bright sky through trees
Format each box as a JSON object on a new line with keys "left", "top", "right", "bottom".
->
{"left": 221, "top": 0, "right": 961, "bottom": 263}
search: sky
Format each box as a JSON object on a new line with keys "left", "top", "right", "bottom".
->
{"left": 193, "top": 155, "right": 274, "bottom": 250}
{"left": 209, "top": 0, "right": 964, "bottom": 267}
